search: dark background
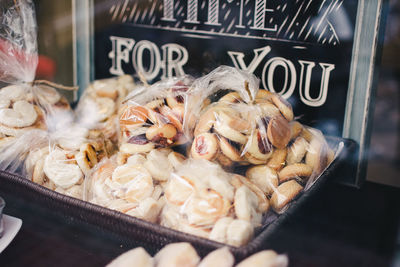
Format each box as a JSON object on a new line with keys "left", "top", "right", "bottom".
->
{"left": 93, "top": 0, "right": 358, "bottom": 137}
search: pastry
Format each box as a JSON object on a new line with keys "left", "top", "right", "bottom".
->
{"left": 191, "top": 133, "right": 219, "bottom": 160}
{"left": 270, "top": 180, "right": 303, "bottom": 212}
{"left": 278, "top": 163, "right": 313, "bottom": 183}
{"left": 246, "top": 165, "right": 279, "bottom": 195}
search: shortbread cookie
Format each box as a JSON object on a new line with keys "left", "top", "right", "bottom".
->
{"left": 270, "top": 180, "right": 303, "bottom": 212}
{"left": 267, "top": 116, "right": 291, "bottom": 149}
{"left": 191, "top": 133, "right": 219, "bottom": 160}
{"left": 286, "top": 137, "right": 308, "bottom": 165}
{"left": 271, "top": 94, "right": 293, "bottom": 121}
{"left": 266, "top": 148, "right": 287, "bottom": 171}
{"left": 219, "top": 137, "right": 242, "bottom": 161}
{"left": 278, "top": 163, "right": 313, "bottom": 183}
{"left": 246, "top": 165, "right": 279, "bottom": 195}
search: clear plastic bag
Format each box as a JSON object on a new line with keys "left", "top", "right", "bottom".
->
{"left": 119, "top": 76, "right": 193, "bottom": 155}
{"left": 245, "top": 125, "right": 336, "bottom": 213}
{"left": 0, "top": 0, "right": 72, "bottom": 143}
{"left": 75, "top": 75, "right": 137, "bottom": 146}
{"left": 161, "top": 158, "right": 269, "bottom": 247}
{"left": 183, "top": 66, "right": 336, "bottom": 214}
{"left": 85, "top": 147, "right": 188, "bottom": 223}
{"left": 186, "top": 66, "right": 294, "bottom": 169}
{"left": 22, "top": 122, "right": 109, "bottom": 199}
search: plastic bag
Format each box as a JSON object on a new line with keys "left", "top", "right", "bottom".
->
{"left": 0, "top": 108, "right": 110, "bottom": 200}
{"left": 186, "top": 66, "right": 294, "bottom": 169}
{"left": 76, "top": 75, "right": 137, "bottom": 146}
{"left": 160, "top": 159, "right": 269, "bottom": 247}
{"left": 184, "top": 66, "right": 260, "bottom": 139}
{"left": 243, "top": 125, "right": 337, "bottom": 214}
{"left": 85, "top": 148, "right": 187, "bottom": 223}
{"left": 119, "top": 76, "right": 193, "bottom": 155}
{"left": 183, "top": 66, "right": 336, "bottom": 214}
{"left": 0, "top": 0, "right": 72, "bottom": 144}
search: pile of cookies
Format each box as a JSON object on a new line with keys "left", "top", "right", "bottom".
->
{"left": 0, "top": 66, "right": 336, "bottom": 247}
{"left": 119, "top": 77, "right": 192, "bottom": 155}
{"left": 107, "top": 242, "right": 288, "bottom": 267}
{"left": 0, "top": 83, "right": 71, "bottom": 149}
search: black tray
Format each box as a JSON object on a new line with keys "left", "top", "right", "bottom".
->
{"left": 0, "top": 137, "right": 357, "bottom": 260}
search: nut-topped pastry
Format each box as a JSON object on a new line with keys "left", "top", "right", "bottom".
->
{"left": 119, "top": 77, "right": 193, "bottom": 154}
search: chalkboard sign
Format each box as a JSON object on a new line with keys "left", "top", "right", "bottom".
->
{"left": 73, "top": 0, "right": 387, "bottom": 187}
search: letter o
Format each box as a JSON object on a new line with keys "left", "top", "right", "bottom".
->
{"left": 262, "top": 57, "right": 296, "bottom": 99}
{"left": 132, "top": 40, "right": 161, "bottom": 81}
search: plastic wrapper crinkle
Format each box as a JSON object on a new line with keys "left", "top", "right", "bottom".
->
{"left": 0, "top": 113, "right": 111, "bottom": 200}
{"left": 183, "top": 66, "right": 336, "bottom": 215}
{"left": 118, "top": 76, "right": 194, "bottom": 156}
{"left": 85, "top": 147, "right": 188, "bottom": 223}
{"left": 76, "top": 75, "right": 137, "bottom": 149}
{"left": 161, "top": 159, "right": 269, "bottom": 247}
{"left": 0, "top": 0, "right": 72, "bottom": 147}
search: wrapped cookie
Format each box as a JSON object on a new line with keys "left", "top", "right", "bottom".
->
{"left": 0, "top": 0, "right": 74, "bottom": 145}
{"left": 85, "top": 148, "right": 187, "bottom": 223}
{"left": 119, "top": 76, "right": 193, "bottom": 155}
{"left": 161, "top": 159, "right": 268, "bottom": 246}
{"left": 246, "top": 125, "right": 336, "bottom": 213}
{"left": 186, "top": 66, "right": 294, "bottom": 169}
{"left": 75, "top": 75, "right": 137, "bottom": 147}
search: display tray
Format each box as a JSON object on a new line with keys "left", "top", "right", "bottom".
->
{"left": 0, "top": 137, "right": 357, "bottom": 260}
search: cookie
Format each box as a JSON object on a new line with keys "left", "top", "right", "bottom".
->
{"left": 120, "top": 106, "right": 148, "bottom": 126}
{"left": 198, "top": 247, "right": 234, "bottom": 267}
{"left": 271, "top": 94, "right": 294, "bottom": 121}
{"left": 219, "top": 92, "right": 241, "bottom": 103}
{"left": 226, "top": 219, "right": 254, "bottom": 247}
{"left": 246, "top": 130, "right": 273, "bottom": 161}
{"left": 145, "top": 124, "right": 177, "bottom": 146}
{"left": 289, "top": 121, "right": 303, "bottom": 140}
{"left": 246, "top": 165, "right": 279, "bottom": 195}
{"left": 266, "top": 148, "right": 287, "bottom": 171}
{"left": 278, "top": 163, "right": 313, "bottom": 183}
{"left": 286, "top": 137, "right": 308, "bottom": 165}
{"left": 255, "top": 89, "right": 273, "bottom": 101}
{"left": 219, "top": 137, "right": 242, "bottom": 161}
{"left": 119, "top": 140, "right": 155, "bottom": 154}
{"left": 191, "top": 133, "right": 219, "bottom": 160}
{"left": 267, "top": 116, "right": 291, "bottom": 149}
{"left": 258, "top": 102, "right": 281, "bottom": 118}
{"left": 214, "top": 117, "right": 248, "bottom": 144}
{"left": 194, "top": 108, "right": 217, "bottom": 136}
{"left": 231, "top": 175, "right": 270, "bottom": 213}
{"left": 270, "top": 180, "right": 303, "bottom": 212}
{"left": 209, "top": 217, "right": 234, "bottom": 244}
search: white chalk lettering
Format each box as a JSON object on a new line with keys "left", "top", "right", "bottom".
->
{"left": 262, "top": 57, "right": 296, "bottom": 99}
{"left": 228, "top": 45, "right": 335, "bottom": 106}
{"left": 108, "top": 36, "right": 135, "bottom": 76}
{"left": 132, "top": 40, "right": 162, "bottom": 81}
{"left": 161, "top": 43, "right": 189, "bottom": 79}
{"left": 108, "top": 36, "right": 188, "bottom": 81}
{"left": 298, "top": 61, "right": 335, "bottom": 107}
